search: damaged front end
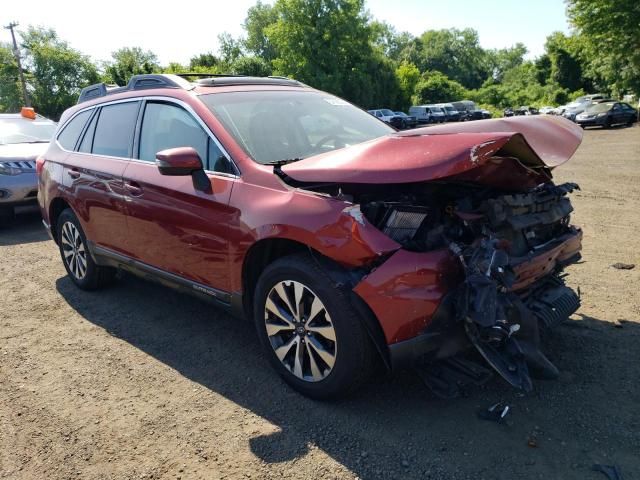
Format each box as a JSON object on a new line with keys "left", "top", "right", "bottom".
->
{"left": 280, "top": 116, "right": 584, "bottom": 395}
{"left": 355, "top": 179, "right": 582, "bottom": 394}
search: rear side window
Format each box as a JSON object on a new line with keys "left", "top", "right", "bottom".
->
{"left": 92, "top": 102, "right": 139, "bottom": 158}
{"left": 138, "top": 102, "right": 208, "bottom": 164}
{"left": 57, "top": 110, "right": 91, "bottom": 150}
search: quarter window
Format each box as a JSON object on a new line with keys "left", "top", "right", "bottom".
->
{"left": 57, "top": 110, "right": 91, "bottom": 151}
{"left": 92, "top": 102, "right": 140, "bottom": 158}
{"left": 78, "top": 111, "right": 97, "bottom": 153}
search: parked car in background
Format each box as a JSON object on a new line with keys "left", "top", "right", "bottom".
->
{"left": 435, "top": 103, "right": 461, "bottom": 122}
{"left": 368, "top": 109, "right": 404, "bottom": 129}
{"left": 515, "top": 106, "right": 539, "bottom": 116}
{"left": 451, "top": 100, "right": 484, "bottom": 121}
{"left": 1, "top": 108, "right": 56, "bottom": 224}
{"left": 428, "top": 106, "right": 448, "bottom": 123}
{"left": 39, "top": 74, "right": 585, "bottom": 400}
{"left": 539, "top": 106, "right": 556, "bottom": 114}
{"left": 408, "top": 105, "right": 445, "bottom": 124}
{"left": 575, "top": 101, "right": 637, "bottom": 128}
{"left": 562, "top": 98, "right": 595, "bottom": 121}
{"left": 480, "top": 109, "right": 492, "bottom": 119}
{"left": 393, "top": 111, "right": 418, "bottom": 129}
{"left": 503, "top": 107, "right": 515, "bottom": 117}
{"left": 408, "top": 105, "right": 433, "bottom": 124}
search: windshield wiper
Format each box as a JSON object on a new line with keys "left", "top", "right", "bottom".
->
{"left": 265, "top": 157, "right": 304, "bottom": 166}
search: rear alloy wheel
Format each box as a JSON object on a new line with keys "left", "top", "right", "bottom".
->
{"left": 57, "top": 209, "right": 115, "bottom": 290}
{"left": 61, "top": 220, "right": 88, "bottom": 280}
{"left": 254, "top": 253, "right": 375, "bottom": 399}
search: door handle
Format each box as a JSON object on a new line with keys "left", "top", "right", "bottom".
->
{"left": 124, "top": 181, "right": 143, "bottom": 196}
{"left": 67, "top": 168, "right": 80, "bottom": 179}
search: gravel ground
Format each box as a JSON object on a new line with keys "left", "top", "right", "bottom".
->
{"left": 1, "top": 124, "right": 639, "bottom": 480}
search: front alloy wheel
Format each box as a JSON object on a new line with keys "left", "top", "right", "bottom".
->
{"left": 61, "top": 221, "right": 88, "bottom": 280}
{"left": 264, "top": 280, "right": 337, "bottom": 382}
{"left": 254, "top": 253, "right": 376, "bottom": 399}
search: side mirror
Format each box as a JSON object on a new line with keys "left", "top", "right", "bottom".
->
{"left": 156, "top": 147, "right": 203, "bottom": 176}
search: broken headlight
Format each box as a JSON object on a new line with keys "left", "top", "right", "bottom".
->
{"left": 382, "top": 207, "right": 428, "bottom": 243}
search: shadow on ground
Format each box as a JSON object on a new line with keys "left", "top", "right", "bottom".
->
{"left": 0, "top": 212, "right": 49, "bottom": 246}
{"left": 54, "top": 272, "right": 640, "bottom": 479}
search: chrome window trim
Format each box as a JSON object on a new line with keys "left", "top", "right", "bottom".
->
{"left": 55, "top": 95, "right": 240, "bottom": 179}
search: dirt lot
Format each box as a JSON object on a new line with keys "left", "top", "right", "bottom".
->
{"left": 1, "top": 124, "right": 639, "bottom": 480}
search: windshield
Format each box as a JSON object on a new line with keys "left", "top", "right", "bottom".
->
{"left": 0, "top": 118, "right": 56, "bottom": 145}
{"left": 200, "top": 90, "right": 393, "bottom": 165}
{"left": 379, "top": 109, "right": 395, "bottom": 116}
{"left": 586, "top": 102, "right": 614, "bottom": 113}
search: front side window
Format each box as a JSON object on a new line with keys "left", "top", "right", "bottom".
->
{"left": 57, "top": 110, "right": 91, "bottom": 150}
{"left": 200, "top": 90, "right": 392, "bottom": 165}
{"left": 92, "top": 102, "right": 139, "bottom": 158}
{"left": 138, "top": 102, "right": 208, "bottom": 164}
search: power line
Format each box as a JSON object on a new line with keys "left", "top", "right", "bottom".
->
{"left": 4, "top": 22, "right": 30, "bottom": 107}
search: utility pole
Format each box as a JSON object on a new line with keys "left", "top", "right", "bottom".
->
{"left": 4, "top": 22, "right": 30, "bottom": 107}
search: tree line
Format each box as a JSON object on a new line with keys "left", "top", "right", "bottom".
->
{"left": 1, "top": 0, "right": 637, "bottom": 120}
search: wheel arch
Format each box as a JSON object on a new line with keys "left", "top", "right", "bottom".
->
{"left": 48, "top": 197, "right": 72, "bottom": 244}
{"left": 241, "top": 237, "right": 391, "bottom": 371}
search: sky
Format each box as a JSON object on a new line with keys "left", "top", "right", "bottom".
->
{"left": 1, "top": 0, "right": 571, "bottom": 65}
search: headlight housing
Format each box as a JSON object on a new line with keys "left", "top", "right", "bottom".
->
{"left": 597, "top": 112, "right": 607, "bottom": 118}
{"left": 0, "top": 163, "right": 23, "bottom": 176}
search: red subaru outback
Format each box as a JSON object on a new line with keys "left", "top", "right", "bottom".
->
{"left": 39, "top": 74, "right": 584, "bottom": 399}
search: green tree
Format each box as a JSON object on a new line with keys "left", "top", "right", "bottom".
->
{"left": 20, "top": 27, "right": 99, "bottom": 119}
{"left": 243, "top": 1, "right": 279, "bottom": 61}
{"left": 412, "top": 28, "right": 490, "bottom": 89}
{"left": 218, "top": 33, "right": 244, "bottom": 65}
{"left": 487, "top": 43, "right": 527, "bottom": 82}
{"left": 189, "top": 53, "right": 219, "bottom": 70}
{"left": 544, "top": 32, "right": 584, "bottom": 92}
{"left": 413, "top": 71, "right": 467, "bottom": 104}
{"left": 567, "top": 0, "right": 640, "bottom": 95}
{"left": 534, "top": 54, "right": 552, "bottom": 85}
{"left": 104, "top": 47, "right": 160, "bottom": 86}
{"left": 395, "top": 61, "right": 420, "bottom": 108}
{"left": 263, "top": 0, "right": 400, "bottom": 108}
{"left": 230, "top": 56, "right": 272, "bottom": 76}
{"left": 0, "top": 44, "right": 22, "bottom": 112}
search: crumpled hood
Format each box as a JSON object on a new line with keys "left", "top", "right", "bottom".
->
{"left": 281, "top": 116, "right": 583, "bottom": 184}
{"left": 0, "top": 142, "right": 49, "bottom": 161}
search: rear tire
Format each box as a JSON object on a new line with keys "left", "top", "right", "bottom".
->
{"left": 57, "top": 209, "right": 116, "bottom": 290}
{"left": 253, "top": 253, "right": 376, "bottom": 399}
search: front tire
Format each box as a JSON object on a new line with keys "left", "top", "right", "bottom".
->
{"left": 57, "top": 209, "right": 115, "bottom": 290}
{"left": 253, "top": 253, "right": 375, "bottom": 399}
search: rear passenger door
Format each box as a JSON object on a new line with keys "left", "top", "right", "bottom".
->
{"left": 121, "top": 99, "right": 237, "bottom": 294}
{"left": 59, "top": 101, "right": 140, "bottom": 255}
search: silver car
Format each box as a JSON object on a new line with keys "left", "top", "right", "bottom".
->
{"left": 0, "top": 110, "right": 56, "bottom": 222}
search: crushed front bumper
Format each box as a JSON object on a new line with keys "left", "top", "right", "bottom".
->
{"left": 353, "top": 227, "right": 583, "bottom": 370}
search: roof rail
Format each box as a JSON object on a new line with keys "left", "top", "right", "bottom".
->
{"left": 195, "top": 76, "right": 305, "bottom": 87}
{"left": 77, "top": 74, "right": 193, "bottom": 104}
